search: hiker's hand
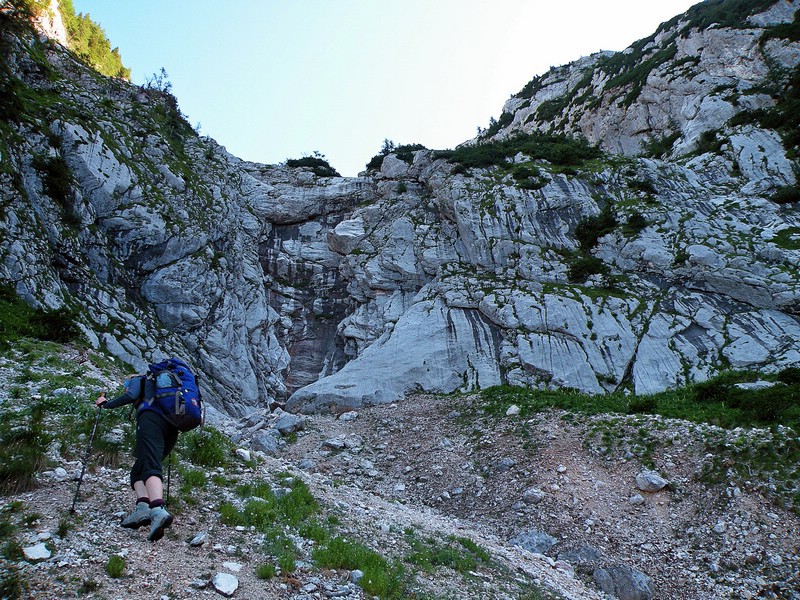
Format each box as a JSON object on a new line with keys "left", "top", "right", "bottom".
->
{"left": 95, "top": 392, "right": 107, "bottom": 407}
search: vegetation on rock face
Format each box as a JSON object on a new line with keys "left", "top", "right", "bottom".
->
{"left": 728, "top": 64, "right": 800, "bottom": 160}
{"left": 435, "top": 132, "right": 601, "bottom": 170}
{"left": 762, "top": 6, "right": 800, "bottom": 43}
{"left": 772, "top": 185, "right": 800, "bottom": 205}
{"left": 58, "top": 0, "right": 131, "bottom": 79}
{"left": 0, "top": 284, "right": 79, "bottom": 346}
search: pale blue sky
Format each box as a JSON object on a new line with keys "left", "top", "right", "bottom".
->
{"left": 74, "top": 0, "right": 699, "bottom": 176}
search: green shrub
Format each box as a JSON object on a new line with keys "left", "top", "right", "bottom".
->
{"left": 777, "top": 367, "right": 800, "bottom": 385}
{"left": 366, "top": 153, "right": 386, "bottom": 170}
{"left": 285, "top": 155, "right": 340, "bottom": 177}
{"left": 255, "top": 562, "right": 276, "bottom": 579}
{"left": 762, "top": 9, "right": 800, "bottom": 43}
{"left": 435, "top": 132, "right": 601, "bottom": 170}
{"left": 771, "top": 185, "right": 800, "bottom": 205}
{"left": 628, "top": 179, "right": 656, "bottom": 195}
{"left": 627, "top": 395, "right": 657, "bottom": 414}
{"left": 695, "top": 130, "right": 724, "bottom": 155}
{"left": 105, "top": 555, "right": 125, "bottom": 578}
{"left": 672, "top": 0, "right": 777, "bottom": 31}
{"left": 178, "top": 427, "right": 231, "bottom": 468}
{"left": 567, "top": 256, "right": 609, "bottom": 282}
{"left": 622, "top": 212, "right": 648, "bottom": 236}
{"left": 395, "top": 143, "right": 426, "bottom": 164}
{"left": 644, "top": 131, "right": 681, "bottom": 158}
{"left": 485, "top": 111, "right": 514, "bottom": 136}
{"left": 574, "top": 205, "right": 617, "bottom": 251}
{"left": 28, "top": 306, "right": 80, "bottom": 343}
{"left": 690, "top": 372, "right": 800, "bottom": 427}
{"left": 31, "top": 155, "right": 73, "bottom": 208}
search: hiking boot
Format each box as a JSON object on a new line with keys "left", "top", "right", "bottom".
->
{"left": 147, "top": 506, "right": 173, "bottom": 542}
{"left": 120, "top": 502, "right": 151, "bottom": 529}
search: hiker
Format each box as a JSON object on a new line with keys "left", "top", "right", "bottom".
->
{"left": 95, "top": 374, "right": 176, "bottom": 542}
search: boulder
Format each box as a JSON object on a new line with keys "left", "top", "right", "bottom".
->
{"left": 509, "top": 529, "right": 558, "bottom": 554}
{"left": 593, "top": 565, "right": 654, "bottom": 600}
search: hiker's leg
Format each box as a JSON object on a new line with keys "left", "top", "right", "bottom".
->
{"left": 133, "top": 480, "right": 147, "bottom": 498}
{"left": 143, "top": 422, "right": 177, "bottom": 501}
{"left": 121, "top": 478, "right": 152, "bottom": 528}
{"left": 143, "top": 475, "right": 163, "bottom": 502}
{"left": 136, "top": 411, "right": 169, "bottom": 483}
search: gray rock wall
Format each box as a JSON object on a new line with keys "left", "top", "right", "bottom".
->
{"left": 2, "top": 2, "right": 799, "bottom": 416}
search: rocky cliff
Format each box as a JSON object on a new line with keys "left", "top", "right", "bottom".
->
{"left": 1, "top": 0, "right": 799, "bottom": 416}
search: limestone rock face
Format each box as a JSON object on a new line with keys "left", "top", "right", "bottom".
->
{"left": 3, "top": 1, "right": 800, "bottom": 416}
{"left": 486, "top": 0, "right": 800, "bottom": 168}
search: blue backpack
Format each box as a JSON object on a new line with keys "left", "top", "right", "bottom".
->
{"left": 145, "top": 358, "right": 203, "bottom": 432}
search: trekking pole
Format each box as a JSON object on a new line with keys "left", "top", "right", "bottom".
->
{"left": 165, "top": 453, "right": 171, "bottom": 506}
{"left": 70, "top": 393, "right": 104, "bottom": 513}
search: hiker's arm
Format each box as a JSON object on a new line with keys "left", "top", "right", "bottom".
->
{"left": 100, "top": 375, "right": 145, "bottom": 410}
{"left": 101, "top": 388, "right": 140, "bottom": 409}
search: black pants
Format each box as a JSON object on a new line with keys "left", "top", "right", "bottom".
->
{"left": 130, "top": 410, "right": 178, "bottom": 488}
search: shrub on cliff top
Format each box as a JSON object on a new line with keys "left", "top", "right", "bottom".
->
{"left": 435, "top": 132, "right": 601, "bottom": 170}
{"left": 286, "top": 155, "right": 340, "bottom": 178}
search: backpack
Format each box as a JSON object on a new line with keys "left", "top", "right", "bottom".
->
{"left": 145, "top": 358, "right": 203, "bottom": 432}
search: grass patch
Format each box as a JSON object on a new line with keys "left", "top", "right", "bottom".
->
{"left": 313, "top": 537, "right": 407, "bottom": 599}
{"left": 105, "top": 555, "right": 125, "bottom": 578}
{"left": 255, "top": 562, "right": 277, "bottom": 579}
{"left": 0, "top": 563, "right": 27, "bottom": 599}
{"left": 480, "top": 369, "right": 800, "bottom": 430}
{"left": 405, "top": 532, "right": 491, "bottom": 575}
{"left": 222, "top": 478, "right": 319, "bottom": 529}
{"left": 0, "top": 399, "right": 50, "bottom": 494}
{"left": 220, "top": 477, "right": 324, "bottom": 574}
{"left": 176, "top": 427, "right": 232, "bottom": 468}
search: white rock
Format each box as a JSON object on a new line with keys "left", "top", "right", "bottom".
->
{"left": 23, "top": 543, "right": 51, "bottom": 562}
{"left": 629, "top": 493, "right": 645, "bottom": 506}
{"left": 350, "top": 569, "right": 364, "bottom": 584}
{"left": 506, "top": 404, "right": 521, "bottom": 416}
{"left": 635, "top": 470, "right": 669, "bottom": 493}
{"left": 212, "top": 572, "right": 239, "bottom": 597}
